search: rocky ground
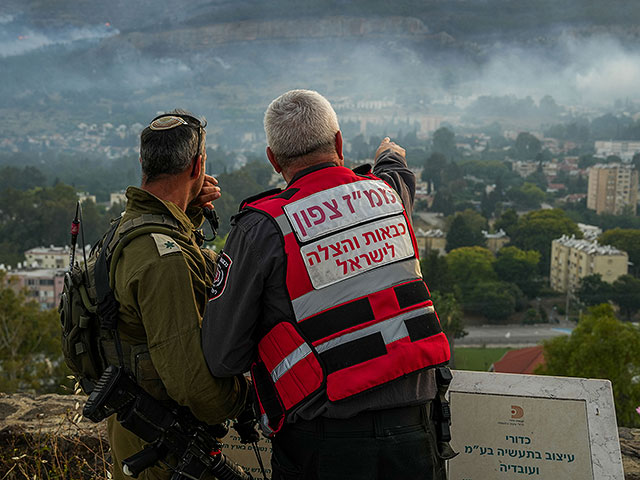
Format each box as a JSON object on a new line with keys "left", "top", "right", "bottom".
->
{"left": 621, "top": 428, "right": 640, "bottom": 480}
{"left": 0, "top": 392, "right": 639, "bottom": 478}
{"left": 0, "top": 392, "right": 109, "bottom": 479}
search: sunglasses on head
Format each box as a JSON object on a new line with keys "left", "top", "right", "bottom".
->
{"left": 149, "top": 113, "right": 207, "bottom": 163}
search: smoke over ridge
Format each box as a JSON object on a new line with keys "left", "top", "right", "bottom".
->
{"left": 0, "top": 14, "right": 118, "bottom": 58}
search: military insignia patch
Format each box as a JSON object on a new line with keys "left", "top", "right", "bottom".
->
{"left": 151, "top": 233, "right": 182, "bottom": 256}
{"left": 209, "top": 252, "right": 232, "bottom": 300}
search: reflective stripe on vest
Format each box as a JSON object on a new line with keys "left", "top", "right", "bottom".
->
{"left": 248, "top": 166, "right": 450, "bottom": 419}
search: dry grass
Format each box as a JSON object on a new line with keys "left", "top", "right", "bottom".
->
{"left": 0, "top": 409, "right": 111, "bottom": 480}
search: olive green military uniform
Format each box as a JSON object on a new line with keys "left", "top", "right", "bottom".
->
{"left": 107, "top": 186, "right": 248, "bottom": 480}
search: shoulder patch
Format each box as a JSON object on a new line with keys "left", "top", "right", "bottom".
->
{"left": 150, "top": 233, "right": 182, "bottom": 256}
{"left": 209, "top": 252, "right": 232, "bottom": 300}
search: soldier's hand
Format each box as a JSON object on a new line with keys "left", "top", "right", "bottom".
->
{"left": 193, "top": 174, "right": 221, "bottom": 208}
{"left": 375, "top": 137, "right": 406, "bottom": 160}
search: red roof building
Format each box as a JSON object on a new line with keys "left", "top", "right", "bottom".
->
{"left": 490, "top": 346, "right": 545, "bottom": 374}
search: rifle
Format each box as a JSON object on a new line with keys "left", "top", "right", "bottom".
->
{"left": 84, "top": 365, "right": 254, "bottom": 480}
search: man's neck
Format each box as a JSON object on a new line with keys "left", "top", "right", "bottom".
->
{"left": 282, "top": 152, "right": 342, "bottom": 183}
{"left": 142, "top": 176, "right": 191, "bottom": 211}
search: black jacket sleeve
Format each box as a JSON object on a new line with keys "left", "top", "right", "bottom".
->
{"left": 372, "top": 149, "right": 416, "bottom": 215}
{"left": 201, "top": 211, "right": 292, "bottom": 376}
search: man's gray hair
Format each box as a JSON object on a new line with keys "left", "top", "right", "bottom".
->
{"left": 140, "top": 109, "right": 206, "bottom": 183}
{"left": 264, "top": 90, "right": 340, "bottom": 168}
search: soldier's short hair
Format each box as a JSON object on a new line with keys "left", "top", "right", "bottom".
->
{"left": 264, "top": 90, "right": 340, "bottom": 169}
{"left": 140, "top": 109, "right": 206, "bottom": 183}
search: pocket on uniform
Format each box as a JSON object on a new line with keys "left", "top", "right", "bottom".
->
{"left": 132, "top": 347, "right": 169, "bottom": 401}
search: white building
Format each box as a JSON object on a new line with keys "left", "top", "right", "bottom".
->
{"left": 24, "top": 246, "right": 70, "bottom": 269}
{"left": 550, "top": 235, "right": 628, "bottom": 293}
{"left": 77, "top": 191, "right": 97, "bottom": 204}
{"left": 594, "top": 140, "right": 640, "bottom": 162}
{"left": 577, "top": 223, "right": 603, "bottom": 242}
{"left": 110, "top": 191, "right": 127, "bottom": 208}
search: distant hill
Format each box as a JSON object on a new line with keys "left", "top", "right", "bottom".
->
{"left": 2, "top": 0, "right": 640, "bottom": 151}
{"left": 7, "top": 0, "right": 640, "bottom": 38}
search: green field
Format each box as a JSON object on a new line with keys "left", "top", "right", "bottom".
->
{"left": 453, "top": 347, "right": 512, "bottom": 371}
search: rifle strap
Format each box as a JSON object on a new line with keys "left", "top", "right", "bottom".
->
{"left": 95, "top": 214, "right": 182, "bottom": 371}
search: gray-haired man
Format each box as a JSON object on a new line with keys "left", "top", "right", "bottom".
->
{"left": 203, "top": 90, "right": 452, "bottom": 479}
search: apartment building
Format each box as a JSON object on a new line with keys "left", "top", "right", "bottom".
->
{"left": 594, "top": 140, "right": 640, "bottom": 162}
{"left": 24, "top": 246, "right": 70, "bottom": 269}
{"left": 550, "top": 235, "right": 628, "bottom": 293}
{"left": 577, "top": 223, "right": 603, "bottom": 241}
{"left": 4, "top": 268, "right": 66, "bottom": 310}
{"left": 587, "top": 163, "right": 639, "bottom": 215}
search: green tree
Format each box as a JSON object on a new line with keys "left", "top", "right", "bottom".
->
{"left": 525, "top": 164, "right": 548, "bottom": 191}
{"left": 507, "top": 182, "right": 545, "bottom": 209}
{"left": 0, "top": 184, "right": 95, "bottom": 265}
{"left": 212, "top": 161, "right": 277, "bottom": 236}
{"left": 442, "top": 161, "right": 462, "bottom": 186}
{"left": 578, "top": 155, "right": 598, "bottom": 169}
{"left": 0, "top": 272, "right": 69, "bottom": 392}
{"left": 611, "top": 275, "right": 640, "bottom": 321}
{"left": 431, "top": 291, "right": 466, "bottom": 367}
{"left": 510, "top": 209, "right": 581, "bottom": 275}
{"left": 430, "top": 190, "right": 455, "bottom": 216}
{"left": 420, "top": 251, "right": 454, "bottom": 295}
{"left": 576, "top": 274, "right": 613, "bottom": 307}
{"left": 447, "top": 246, "right": 497, "bottom": 306}
{"left": 445, "top": 210, "right": 487, "bottom": 252}
{"left": 0, "top": 165, "right": 47, "bottom": 192}
{"left": 494, "top": 246, "right": 541, "bottom": 297}
{"left": 447, "top": 247, "right": 496, "bottom": 286}
{"left": 432, "top": 127, "right": 457, "bottom": 161}
{"left": 514, "top": 132, "right": 541, "bottom": 160}
{"left": 537, "top": 304, "right": 640, "bottom": 427}
{"left": 480, "top": 189, "right": 502, "bottom": 219}
{"left": 465, "top": 280, "right": 524, "bottom": 322}
{"left": 475, "top": 287, "right": 516, "bottom": 321}
{"left": 422, "top": 152, "right": 447, "bottom": 193}
{"left": 599, "top": 229, "right": 640, "bottom": 277}
{"left": 494, "top": 208, "right": 519, "bottom": 237}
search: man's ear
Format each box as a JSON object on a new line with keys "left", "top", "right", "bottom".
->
{"left": 267, "top": 147, "right": 282, "bottom": 173}
{"left": 190, "top": 154, "right": 202, "bottom": 178}
{"left": 335, "top": 131, "right": 344, "bottom": 161}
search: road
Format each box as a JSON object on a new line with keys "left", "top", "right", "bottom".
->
{"left": 456, "top": 323, "right": 573, "bottom": 348}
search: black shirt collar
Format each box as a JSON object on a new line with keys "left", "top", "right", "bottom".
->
{"left": 288, "top": 162, "right": 339, "bottom": 187}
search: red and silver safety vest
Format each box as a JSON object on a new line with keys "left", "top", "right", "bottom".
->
{"left": 246, "top": 166, "right": 450, "bottom": 435}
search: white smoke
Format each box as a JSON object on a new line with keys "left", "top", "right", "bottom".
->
{"left": 0, "top": 22, "right": 118, "bottom": 58}
{"left": 468, "top": 33, "right": 640, "bottom": 106}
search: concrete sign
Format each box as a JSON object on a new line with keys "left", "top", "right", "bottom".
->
{"left": 224, "top": 432, "right": 272, "bottom": 480}
{"left": 448, "top": 370, "right": 624, "bottom": 480}
{"left": 222, "top": 375, "right": 273, "bottom": 480}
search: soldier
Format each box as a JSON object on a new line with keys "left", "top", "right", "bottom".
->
{"left": 202, "top": 91, "right": 453, "bottom": 479}
{"left": 108, "top": 110, "right": 249, "bottom": 480}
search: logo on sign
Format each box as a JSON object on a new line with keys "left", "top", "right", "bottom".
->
{"left": 511, "top": 405, "right": 524, "bottom": 419}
